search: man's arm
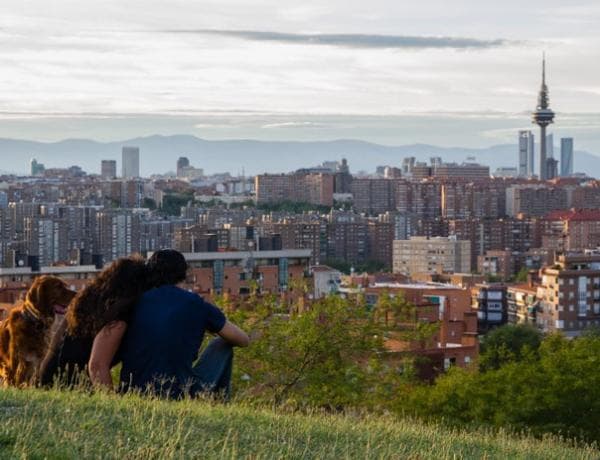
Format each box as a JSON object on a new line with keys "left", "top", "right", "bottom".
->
{"left": 217, "top": 321, "right": 250, "bottom": 347}
{"left": 88, "top": 321, "right": 127, "bottom": 389}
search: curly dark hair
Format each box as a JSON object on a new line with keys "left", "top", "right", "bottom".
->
{"left": 66, "top": 256, "right": 150, "bottom": 337}
{"left": 146, "top": 249, "right": 188, "bottom": 288}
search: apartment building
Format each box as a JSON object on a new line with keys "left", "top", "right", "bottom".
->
{"left": 471, "top": 283, "right": 508, "bottom": 333}
{"left": 541, "top": 209, "right": 600, "bottom": 251}
{"left": 506, "top": 185, "right": 569, "bottom": 217}
{"left": 537, "top": 253, "right": 600, "bottom": 337}
{"left": 254, "top": 172, "right": 334, "bottom": 206}
{"left": 179, "top": 249, "right": 311, "bottom": 298}
{"left": 393, "top": 236, "right": 471, "bottom": 276}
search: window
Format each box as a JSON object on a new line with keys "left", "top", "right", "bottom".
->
{"left": 579, "top": 277, "right": 588, "bottom": 317}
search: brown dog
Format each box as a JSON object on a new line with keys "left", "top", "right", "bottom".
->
{"left": 0, "top": 276, "right": 75, "bottom": 387}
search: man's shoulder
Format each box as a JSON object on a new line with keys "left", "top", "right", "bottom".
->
{"left": 144, "top": 285, "right": 203, "bottom": 303}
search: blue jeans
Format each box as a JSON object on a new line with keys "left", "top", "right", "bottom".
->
{"left": 192, "top": 337, "right": 233, "bottom": 399}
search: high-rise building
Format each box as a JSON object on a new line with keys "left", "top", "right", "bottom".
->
{"left": 518, "top": 130, "right": 535, "bottom": 176}
{"left": 561, "top": 138, "right": 574, "bottom": 176}
{"left": 30, "top": 158, "right": 45, "bottom": 176}
{"left": 177, "top": 157, "right": 190, "bottom": 177}
{"left": 122, "top": 146, "right": 140, "bottom": 178}
{"left": 546, "top": 133, "right": 554, "bottom": 158}
{"left": 402, "top": 157, "right": 416, "bottom": 176}
{"left": 101, "top": 160, "right": 117, "bottom": 179}
{"left": 532, "top": 57, "right": 555, "bottom": 180}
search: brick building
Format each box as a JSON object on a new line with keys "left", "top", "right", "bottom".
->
{"left": 541, "top": 209, "right": 600, "bottom": 252}
{"left": 255, "top": 173, "right": 334, "bottom": 206}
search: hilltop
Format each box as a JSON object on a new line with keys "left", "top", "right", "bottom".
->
{"left": 0, "top": 387, "right": 596, "bottom": 459}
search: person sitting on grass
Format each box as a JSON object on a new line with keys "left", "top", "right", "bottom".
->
{"left": 40, "top": 256, "right": 150, "bottom": 387}
{"left": 89, "top": 249, "right": 250, "bottom": 399}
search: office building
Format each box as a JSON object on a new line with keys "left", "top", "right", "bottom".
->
{"left": 122, "top": 146, "right": 140, "bottom": 178}
{"left": 561, "top": 138, "right": 574, "bottom": 176}
{"left": 101, "top": 160, "right": 117, "bottom": 179}
{"left": 177, "top": 157, "right": 190, "bottom": 177}
{"left": 518, "top": 130, "right": 535, "bottom": 177}
{"left": 30, "top": 158, "right": 45, "bottom": 176}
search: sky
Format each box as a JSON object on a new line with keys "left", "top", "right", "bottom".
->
{"left": 0, "top": 1, "right": 599, "bottom": 151}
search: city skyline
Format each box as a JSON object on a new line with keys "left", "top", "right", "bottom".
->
{"left": 0, "top": 1, "right": 599, "bottom": 153}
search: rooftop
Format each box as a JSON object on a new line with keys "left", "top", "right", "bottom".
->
{"left": 544, "top": 209, "right": 600, "bottom": 222}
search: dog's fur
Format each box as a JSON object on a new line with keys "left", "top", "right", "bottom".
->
{"left": 0, "top": 276, "right": 75, "bottom": 387}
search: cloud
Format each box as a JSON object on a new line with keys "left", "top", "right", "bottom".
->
{"left": 164, "top": 29, "right": 512, "bottom": 50}
{"left": 262, "top": 121, "right": 329, "bottom": 129}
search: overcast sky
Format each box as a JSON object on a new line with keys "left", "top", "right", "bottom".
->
{"left": 0, "top": 1, "right": 599, "bottom": 151}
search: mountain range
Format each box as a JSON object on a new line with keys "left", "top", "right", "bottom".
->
{"left": 1, "top": 135, "right": 598, "bottom": 177}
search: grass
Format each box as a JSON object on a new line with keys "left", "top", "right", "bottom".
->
{"left": 0, "top": 388, "right": 598, "bottom": 459}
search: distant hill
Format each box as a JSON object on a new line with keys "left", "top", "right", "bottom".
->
{"left": 1, "top": 135, "right": 598, "bottom": 177}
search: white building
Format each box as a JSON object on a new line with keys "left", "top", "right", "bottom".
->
{"left": 393, "top": 236, "right": 471, "bottom": 276}
{"left": 310, "top": 265, "right": 342, "bottom": 299}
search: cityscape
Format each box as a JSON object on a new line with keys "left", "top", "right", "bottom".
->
{"left": 0, "top": 59, "right": 596, "bottom": 347}
{"left": 2, "top": 1, "right": 600, "bottom": 456}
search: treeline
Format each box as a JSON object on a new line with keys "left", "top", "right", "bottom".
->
{"left": 217, "top": 292, "right": 600, "bottom": 444}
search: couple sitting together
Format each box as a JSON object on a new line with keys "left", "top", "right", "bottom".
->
{"left": 41, "top": 249, "right": 249, "bottom": 398}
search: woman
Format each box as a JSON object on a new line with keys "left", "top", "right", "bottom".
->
{"left": 40, "top": 256, "right": 149, "bottom": 388}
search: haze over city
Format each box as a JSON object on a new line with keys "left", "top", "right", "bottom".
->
{"left": 0, "top": 0, "right": 599, "bottom": 158}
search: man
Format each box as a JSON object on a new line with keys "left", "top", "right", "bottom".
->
{"left": 92, "top": 249, "right": 249, "bottom": 398}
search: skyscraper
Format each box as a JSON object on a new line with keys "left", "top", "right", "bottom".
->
{"left": 547, "top": 133, "right": 554, "bottom": 158}
{"left": 122, "top": 146, "right": 140, "bottom": 178}
{"left": 30, "top": 158, "right": 45, "bottom": 176}
{"left": 561, "top": 138, "right": 574, "bottom": 177}
{"left": 532, "top": 57, "right": 555, "bottom": 181}
{"left": 518, "top": 130, "right": 535, "bottom": 177}
{"left": 176, "top": 157, "right": 190, "bottom": 177}
{"left": 101, "top": 160, "right": 117, "bottom": 179}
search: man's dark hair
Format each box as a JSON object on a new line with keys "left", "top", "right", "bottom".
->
{"left": 147, "top": 249, "right": 188, "bottom": 287}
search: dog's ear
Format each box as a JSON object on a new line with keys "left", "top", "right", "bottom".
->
{"left": 25, "top": 276, "right": 51, "bottom": 315}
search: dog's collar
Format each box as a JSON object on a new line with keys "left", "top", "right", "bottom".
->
{"left": 23, "top": 303, "right": 42, "bottom": 322}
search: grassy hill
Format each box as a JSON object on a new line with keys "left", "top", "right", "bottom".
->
{"left": 0, "top": 388, "right": 597, "bottom": 459}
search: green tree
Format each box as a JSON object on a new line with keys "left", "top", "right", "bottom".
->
{"left": 514, "top": 267, "right": 529, "bottom": 283}
{"left": 160, "top": 192, "right": 195, "bottom": 216}
{"left": 479, "top": 324, "right": 542, "bottom": 371}
{"left": 142, "top": 197, "right": 157, "bottom": 210}
{"left": 222, "top": 295, "right": 407, "bottom": 410}
{"left": 407, "top": 333, "right": 600, "bottom": 443}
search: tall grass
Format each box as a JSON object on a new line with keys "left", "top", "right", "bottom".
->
{"left": 0, "top": 387, "right": 597, "bottom": 459}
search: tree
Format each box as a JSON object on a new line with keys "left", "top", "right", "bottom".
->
{"left": 479, "top": 324, "right": 542, "bottom": 371}
{"left": 160, "top": 192, "right": 195, "bottom": 216}
{"left": 222, "top": 295, "right": 408, "bottom": 410}
{"left": 142, "top": 197, "right": 157, "bottom": 210}
{"left": 407, "top": 333, "right": 600, "bottom": 443}
{"left": 514, "top": 267, "right": 529, "bottom": 283}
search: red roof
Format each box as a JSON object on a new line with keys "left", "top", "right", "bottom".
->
{"left": 544, "top": 209, "right": 600, "bottom": 222}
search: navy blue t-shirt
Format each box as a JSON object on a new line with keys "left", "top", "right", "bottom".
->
{"left": 119, "top": 285, "right": 226, "bottom": 398}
